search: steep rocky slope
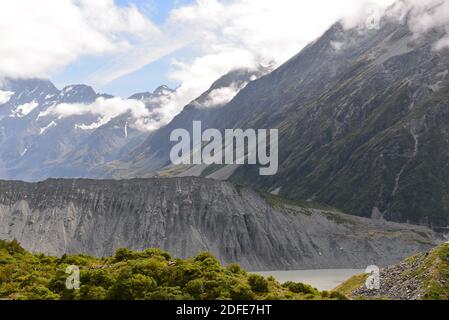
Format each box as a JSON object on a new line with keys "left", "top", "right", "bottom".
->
{"left": 0, "top": 178, "right": 440, "bottom": 271}
{"left": 337, "top": 243, "right": 449, "bottom": 300}
{"left": 120, "top": 3, "right": 449, "bottom": 227}
{"left": 105, "top": 67, "right": 270, "bottom": 178}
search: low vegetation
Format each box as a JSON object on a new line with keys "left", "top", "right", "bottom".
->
{"left": 0, "top": 240, "right": 346, "bottom": 301}
{"left": 334, "top": 274, "right": 369, "bottom": 298}
{"left": 259, "top": 191, "right": 342, "bottom": 213}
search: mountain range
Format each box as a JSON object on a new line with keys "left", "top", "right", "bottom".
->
{"left": 104, "top": 8, "right": 449, "bottom": 228}
{"left": 1, "top": 2, "right": 449, "bottom": 233}
{"left": 0, "top": 78, "right": 177, "bottom": 181}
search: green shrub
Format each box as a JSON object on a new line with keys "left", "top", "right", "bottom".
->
{"left": 114, "top": 248, "right": 135, "bottom": 262}
{"left": 80, "top": 285, "right": 108, "bottom": 300}
{"left": 283, "top": 281, "right": 318, "bottom": 295}
{"left": 226, "top": 263, "right": 244, "bottom": 275}
{"left": 329, "top": 291, "right": 349, "bottom": 300}
{"left": 248, "top": 274, "right": 269, "bottom": 293}
{"left": 230, "top": 283, "right": 256, "bottom": 300}
{"left": 143, "top": 248, "right": 172, "bottom": 261}
{"left": 108, "top": 274, "right": 157, "bottom": 300}
{"left": 22, "top": 286, "right": 59, "bottom": 300}
{"left": 185, "top": 279, "right": 205, "bottom": 297}
{"left": 1, "top": 240, "right": 25, "bottom": 255}
{"left": 145, "top": 287, "right": 190, "bottom": 300}
{"left": 0, "top": 240, "right": 326, "bottom": 301}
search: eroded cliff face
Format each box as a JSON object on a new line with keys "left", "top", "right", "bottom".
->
{"left": 0, "top": 178, "right": 440, "bottom": 270}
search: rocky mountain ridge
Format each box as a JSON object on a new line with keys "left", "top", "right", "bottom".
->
{"left": 117, "top": 6, "right": 449, "bottom": 228}
{"left": 0, "top": 177, "right": 441, "bottom": 271}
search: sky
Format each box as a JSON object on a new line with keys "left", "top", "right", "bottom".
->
{"left": 1, "top": 0, "right": 448, "bottom": 131}
{"left": 0, "top": 0, "right": 403, "bottom": 97}
{"left": 55, "top": 0, "right": 196, "bottom": 97}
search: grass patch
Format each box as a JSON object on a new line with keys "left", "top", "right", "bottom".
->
{"left": 259, "top": 191, "right": 343, "bottom": 213}
{"left": 334, "top": 273, "right": 368, "bottom": 297}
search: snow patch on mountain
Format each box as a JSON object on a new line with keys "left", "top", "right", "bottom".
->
{"left": 76, "top": 116, "right": 110, "bottom": 131}
{"left": 20, "top": 148, "right": 28, "bottom": 157}
{"left": 0, "top": 90, "right": 14, "bottom": 104}
{"left": 39, "top": 121, "right": 57, "bottom": 135}
{"left": 11, "top": 101, "right": 38, "bottom": 117}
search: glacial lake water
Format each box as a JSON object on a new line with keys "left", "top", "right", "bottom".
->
{"left": 254, "top": 269, "right": 365, "bottom": 291}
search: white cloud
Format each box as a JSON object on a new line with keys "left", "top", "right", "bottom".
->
{"left": 137, "top": 61, "right": 266, "bottom": 131}
{"left": 117, "top": 0, "right": 397, "bottom": 131}
{"left": 0, "top": 0, "right": 159, "bottom": 79}
{"left": 170, "top": 0, "right": 394, "bottom": 64}
{"left": 39, "top": 96, "right": 153, "bottom": 131}
{"left": 40, "top": 97, "right": 148, "bottom": 119}
{"left": 3, "top": 0, "right": 448, "bottom": 87}
{"left": 331, "top": 41, "right": 346, "bottom": 52}
{"left": 146, "top": 0, "right": 449, "bottom": 131}
{"left": 3, "top": 0, "right": 449, "bottom": 133}
{"left": 402, "top": 0, "right": 449, "bottom": 50}
{"left": 89, "top": 0, "right": 399, "bottom": 87}
{"left": 200, "top": 82, "right": 248, "bottom": 108}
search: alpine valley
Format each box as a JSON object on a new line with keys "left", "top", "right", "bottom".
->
{"left": 1, "top": 0, "right": 449, "bottom": 293}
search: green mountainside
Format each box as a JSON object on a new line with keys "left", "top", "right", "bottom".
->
{"left": 123, "top": 16, "right": 449, "bottom": 227}
{"left": 222, "top": 22, "right": 449, "bottom": 227}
